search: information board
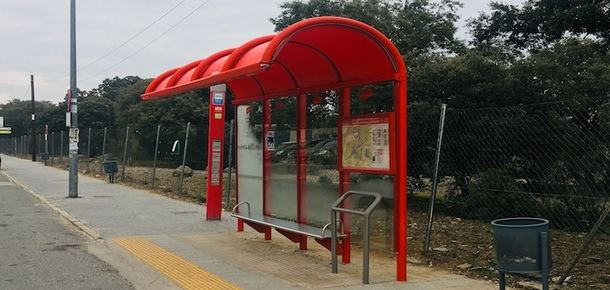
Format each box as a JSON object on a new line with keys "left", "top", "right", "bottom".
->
{"left": 340, "top": 113, "right": 394, "bottom": 172}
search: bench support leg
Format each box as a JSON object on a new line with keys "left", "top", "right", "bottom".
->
{"left": 275, "top": 228, "right": 307, "bottom": 250}
{"left": 237, "top": 219, "right": 244, "bottom": 232}
{"left": 243, "top": 220, "right": 272, "bottom": 240}
{"left": 300, "top": 237, "right": 307, "bottom": 250}
{"left": 315, "top": 238, "right": 343, "bottom": 255}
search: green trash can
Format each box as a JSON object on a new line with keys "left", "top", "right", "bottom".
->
{"left": 492, "top": 217, "right": 552, "bottom": 290}
{"left": 102, "top": 159, "right": 118, "bottom": 183}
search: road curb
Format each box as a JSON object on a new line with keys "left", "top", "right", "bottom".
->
{"left": 1, "top": 170, "right": 104, "bottom": 242}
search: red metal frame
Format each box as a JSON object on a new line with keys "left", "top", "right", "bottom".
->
{"left": 141, "top": 16, "right": 408, "bottom": 282}
{"left": 263, "top": 100, "right": 272, "bottom": 240}
{"left": 205, "top": 85, "right": 227, "bottom": 220}
{"left": 296, "top": 94, "right": 308, "bottom": 250}
{"left": 338, "top": 87, "right": 352, "bottom": 264}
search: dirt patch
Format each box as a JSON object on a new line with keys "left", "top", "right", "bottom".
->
{"left": 407, "top": 210, "right": 610, "bottom": 290}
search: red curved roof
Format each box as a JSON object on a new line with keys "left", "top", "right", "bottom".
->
{"left": 141, "top": 16, "right": 406, "bottom": 102}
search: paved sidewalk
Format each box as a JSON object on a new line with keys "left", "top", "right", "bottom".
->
{"left": 1, "top": 155, "right": 503, "bottom": 290}
{"left": 0, "top": 173, "right": 134, "bottom": 290}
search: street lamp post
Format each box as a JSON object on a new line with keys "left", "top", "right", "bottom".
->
{"left": 68, "top": 0, "right": 79, "bottom": 198}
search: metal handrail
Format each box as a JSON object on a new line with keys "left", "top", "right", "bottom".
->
{"left": 321, "top": 220, "right": 344, "bottom": 238}
{"left": 330, "top": 190, "right": 382, "bottom": 284}
{"left": 232, "top": 201, "right": 251, "bottom": 216}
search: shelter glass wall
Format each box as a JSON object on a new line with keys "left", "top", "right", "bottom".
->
{"left": 304, "top": 91, "right": 340, "bottom": 227}
{"left": 267, "top": 97, "right": 298, "bottom": 221}
{"left": 346, "top": 83, "right": 397, "bottom": 253}
{"left": 236, "top": 103, "right": 264, "bottom": 215}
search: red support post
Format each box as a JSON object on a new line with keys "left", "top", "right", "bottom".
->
{"left": 394, "top": 78, "right": 408, "bottom": 281}
{"left": 338, "top": 87, "right": 351, "bottom": 264}
{"left": 265, "top": 227, "right": 272, "bottom": 240}
{"left": 206, "top": 84, "right": 227, "bottom": 220}
{"left": 262, "top": 100, "right": 272, "bottom": 241}
{"left": 297, "top": 94, "right": 308, "bottom": 250}
{"left": 237, "top": 219, "right": 244, "bottom": 232}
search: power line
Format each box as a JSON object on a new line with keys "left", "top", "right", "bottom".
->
{"left": 80, "top": 0, "right": 212, "bottom": 82}
{"left": 78, "top": 0, "right": 189, "bottom": 72}
{"left": 46, "top": 0, "right": 189, "bottom": 82}
{"left": 21, "top": 86, "right": 30, "bottom": 100}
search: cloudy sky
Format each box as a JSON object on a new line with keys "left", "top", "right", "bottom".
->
{"left": 0, "top": 0, "right": 522, "bottom": 104}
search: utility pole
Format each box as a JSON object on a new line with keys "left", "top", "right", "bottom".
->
{"left": 68, "top": 0, "right": 78, "bottom": 198}
{"left": 30, "top": 75, "right": 37, "bottom": 161}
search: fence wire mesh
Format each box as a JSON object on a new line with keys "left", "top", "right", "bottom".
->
{"left": 407, "top": 101, "right": 609, "bottom": 287}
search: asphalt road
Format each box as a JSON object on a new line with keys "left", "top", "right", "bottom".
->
{"left": 0, "top": 174, "right": 134, "bottom": 290}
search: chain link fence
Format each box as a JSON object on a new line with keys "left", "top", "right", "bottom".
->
{"left": 408, "top": 101, "right": 609, "bottom": 287}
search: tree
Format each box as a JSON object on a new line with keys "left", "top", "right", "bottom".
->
{"left": 85, "top": 76, "right": 142, "bottom": 101}
{"left": 409, "top": 48, "right": 513, "bottom": 107}
{"left": 509, "top": 38, "right": 610, "bottom": 105}
{"left": 0, "top": 99, "right": 61, "bottom": 136}
{"left": 270, "top": 0, "right": 464, "bottom": 58}
{"left": 469, "top": 0, "right": 610, "bottom": 51}
{"left": 112, "top": 79, "right": 211, "bottom": 169}
{"left": 79, "top": 96, "right": 115, "bottom": 129}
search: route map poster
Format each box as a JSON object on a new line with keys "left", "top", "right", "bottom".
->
{"left": 341, "top": 114, "right": 393, "bottom": 172}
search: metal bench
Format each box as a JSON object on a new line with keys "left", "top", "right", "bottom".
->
{"left": 231, "top": 201, "right": 346, "bottom": 240}
{"left": 232, "top": 190, "right": 382, "bottom": 285}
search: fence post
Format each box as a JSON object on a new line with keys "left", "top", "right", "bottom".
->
{"left": 39, "top": 133, "right": 42, "bottom": 161}
{"left": 37, "top": 133, "right": 41, "bottom": 161}
{"left": 44, "top": 130, "right": 48, "bottom": 166}
{"left": 60, "top": 131, "right": 64, "bottom": 161}
{"left": 51, "top": 132, "right": 55, "bottom": 164}
{"left": 100, "top": 127, "right": 107, "bottom": 173}
{"left": 557, "top": 206, "right": 610, "bottom": 285}
{"left": 423, "top": 104, "right": 448, "bottom": 254}
{"left": 225, "top": 119, "right": 235, "bottom": 208}
{"left": 121, "top": 126, "right": 130, "bottom": 180}
{"left": 87, "top": 127, "right": 91, "bottom": 171}
{"left": 151, "top": 124, "right": 161, "bottom": 188}
{"left": 177, "top": 122, "right": 190, "bottom": 195}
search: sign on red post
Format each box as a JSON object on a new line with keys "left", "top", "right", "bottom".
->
{"left": 206, "top": 84, "right": 227, "bottom": 220}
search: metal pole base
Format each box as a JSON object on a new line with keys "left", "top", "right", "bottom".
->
{"left": 68, "top": 154, "right": 78, "bottom": 198}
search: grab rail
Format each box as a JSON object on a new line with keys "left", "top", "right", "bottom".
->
{"left": 330, "top": 190, "right": 382, "bottom": 284}
{"left": 232, "top": 201, "right": 251, "bottom": 216}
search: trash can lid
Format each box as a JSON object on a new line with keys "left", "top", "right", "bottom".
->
{"left": 491, "top": 217, "right": 549, "bottom": 228}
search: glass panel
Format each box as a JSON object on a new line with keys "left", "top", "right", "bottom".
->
{"left": 350, "top": 82, "right": 395, "bottom": 115}
{"left": 349, "top": 173, "right": 395, "bottom": 253}
{"left": 305, "top": 91, "right": 340, "bottom": 226}
{"left": 236, "top": 103, "right": 263, "bottom": 215}
{"left": 267, "top": 97, "right": 298, "bottom": 221}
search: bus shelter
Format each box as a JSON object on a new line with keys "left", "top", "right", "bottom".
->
{"left": 141, "top": 17, "right": 408, "bottom": 282}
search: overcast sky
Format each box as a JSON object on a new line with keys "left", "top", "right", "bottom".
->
{"left": 0, "top": 0, "right": 522, "bottom": 104}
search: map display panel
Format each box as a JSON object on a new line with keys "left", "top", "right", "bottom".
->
{"left": 341, "top": 114, "right": 392, "bottom": 171}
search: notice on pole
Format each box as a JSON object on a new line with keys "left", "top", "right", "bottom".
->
{"left": 341, "top": 114, "right": 392, "bottom": 172}
{"left": 210, "top": 139, "right": 222, "bottom": 186}
{"left": 265, "top": 131, "right": 275, "bottom": 151}
{"left": 69, "top": 128, "right": 79, "bottom": 143}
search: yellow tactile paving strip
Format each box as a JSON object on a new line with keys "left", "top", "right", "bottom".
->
{"left": 114, "top": 237, "right": 241, "bottom": 290}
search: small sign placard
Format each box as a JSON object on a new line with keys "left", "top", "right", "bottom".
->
{"left": 212, "top": 92, "right": 225, "bottom": 105}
